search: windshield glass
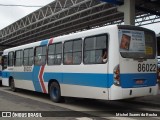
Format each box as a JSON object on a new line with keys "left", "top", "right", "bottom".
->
{"left": 119, "top": 29, "right": 156, "bottom": 59}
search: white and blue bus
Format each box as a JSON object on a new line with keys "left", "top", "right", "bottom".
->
{"left": 2, "top": 25, "right": 158, "bottom": 102}
{"left": 157, "top": 34, "right": 160, "bottom": 84}
{"left": 0, "top": 51, "right": 3, "bottom": 81}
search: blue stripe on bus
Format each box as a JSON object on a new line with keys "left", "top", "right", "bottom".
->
{"left": 2, "top": 71, "right": 113, "bottom": 88}
{"left": 2, "top": 71, "right": 157, "bottom": 89}
{"left": 2, "top": 71, "right": 11, "bottom": 78}
{"left": 32, "top": 66, "right": 42, "bottom": 92}
{"left": 43, "top": 73, "right": 111, "bottom": 88}
{"left": 13, "top": 72, "right": 32, "bottom": 80}
{"left": 120, "top": 73, "right": 157, "bottom": 88}
{"left": 0, "top": 71, "right": 2, "bottom": 76}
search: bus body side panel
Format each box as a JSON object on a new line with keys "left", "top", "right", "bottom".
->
{"left": 3, "top": 66, "right": 36, "bottom": 91}
{"left": 107, "top": 27, "right": 123, "bottom": 100}
{"left": 2, "top": 71, "right": 10, "bottom": 86}
{"left": 13, "top": 67, "right": 35, "bottom": 91}
{"left": 57, "top": 27, "right": 112, "bottom": 100}
{"left": 40, "top": 65, "right": 109, "bottom": 99}
{"left": 60, "top": 65, "right": 109, "bottom": 100}
{"left": 2, "top": 26, "right": 114, "bottom": 100}
{"left": 2, "top": 41, "right": 42, "bottom": 91}
{"left": 2, "top": 51, "right": 9, "bottom": 86}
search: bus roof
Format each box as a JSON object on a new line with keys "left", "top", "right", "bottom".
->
{"left": 3, "top": 25, "right": 118, "bottom": 52}
{"left": 3, "top": 25, "right": 155, "bottom": 53}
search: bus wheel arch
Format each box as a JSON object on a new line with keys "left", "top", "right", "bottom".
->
{"left": 48, "top": 79, "right": 64, "bottom": 103}
{"left": 9, "top": 76, "right": 16, "bottom": 92}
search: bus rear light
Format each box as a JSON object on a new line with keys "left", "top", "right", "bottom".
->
{"left": 113, "top": 65, "right": 120, "bottom": 86}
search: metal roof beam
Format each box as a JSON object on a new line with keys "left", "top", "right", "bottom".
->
{"left": 0, "top": 0, "right": 160, "bottom": 48}
{"left": 136, "top": 6, "right": 160, "bottom": 16}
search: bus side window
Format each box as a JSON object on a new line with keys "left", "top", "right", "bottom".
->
{"left": 24, "top": 48, "right": 33, "bottom": 66}
{"left": 29, "top": 48, "right": 34, "bottom": 66}
{"left": 63, "top": 39, "right": 82, "bottom": 65}
{"left": 48, "top": 42, "right": 62, "bottom": 65}
{"left": 15, "top": 50, "right": 23, "bottom": 66}
{"left": 84, "top": 34, "right": 108, "bottom": 64}
{"left": 8, "top": 52, "right": 14, "bottom": 66}
{"left": 35, "top": 46, "right": 46, "bottom": 66}
{"left": 73, "top": 40, "right": 82, "bottom": 64}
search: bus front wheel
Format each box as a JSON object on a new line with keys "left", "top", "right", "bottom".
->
{"left": 49, "top": 82, "right": 63, "bottom": 103}
{"left": 10, "top": 79, "right": 16, "bottom": 92}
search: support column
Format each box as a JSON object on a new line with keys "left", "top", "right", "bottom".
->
{"left": 118, "top": 0, "right": 135, "bottom": 25}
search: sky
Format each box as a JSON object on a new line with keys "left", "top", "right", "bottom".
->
{"left": 0, "top": 0, "right": 54, "bottom": 29}
{"left": 0, "top": 0, "right": 160, "bottom": 34}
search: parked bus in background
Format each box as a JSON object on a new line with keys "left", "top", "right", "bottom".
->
{"left": 2, "top": 25, "right": 158, "bottom": 102}
{"left": 156, "top": 34, "right": 160, "bottom": 84}
{"left": 157, "top": 34, "right": 160, "bottom": 65}
{"left": 0, "top": 51, "right": 3, "bottom": 81}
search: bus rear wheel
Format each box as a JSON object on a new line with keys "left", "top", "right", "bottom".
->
{"left": 10, "top": 79, "right": 16, "bottom": 92}
{"left": 49, "top": 82, "right": 64, "bottom": 103}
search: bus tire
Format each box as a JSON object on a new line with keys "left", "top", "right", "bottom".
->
{"left": 10, "top": 79, "right": 16, "bottom": 92}
{"left": 49, "top": 82, "right": 63, "bottom": 103}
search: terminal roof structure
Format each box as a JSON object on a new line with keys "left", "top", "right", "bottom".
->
{"left": 0, "top": 0, "right": 160, "bottom": 50}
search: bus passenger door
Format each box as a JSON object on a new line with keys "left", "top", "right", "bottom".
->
{"left": 33, "top": 46, "right": 47, "bottom": 93}
{"left": 33, "top": 65, "right": 43, "bottom": 92}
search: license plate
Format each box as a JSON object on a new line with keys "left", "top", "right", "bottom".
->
{"left": 136, "top": 80, "right": 144, "bottom": 84}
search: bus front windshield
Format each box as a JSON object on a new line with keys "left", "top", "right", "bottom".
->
{"left": 119, "top": 29, "right": 156, "bottom": 59}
